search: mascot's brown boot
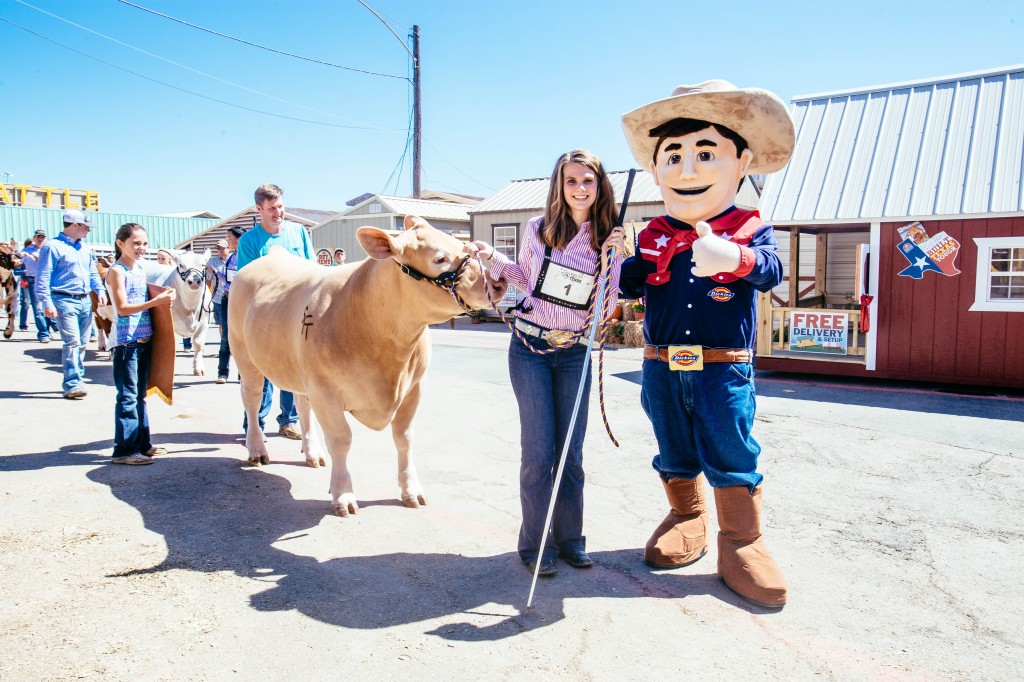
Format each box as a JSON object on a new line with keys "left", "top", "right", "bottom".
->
{"left": 715, "top": 486, "right": 787, "bottom": 608}
{"left": 643, "top": 476, "right": 709, "bottom": 568}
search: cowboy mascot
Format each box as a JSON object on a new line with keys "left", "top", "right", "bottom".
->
{"left": 619, "top": 80, "right": 795, "bottom": 608}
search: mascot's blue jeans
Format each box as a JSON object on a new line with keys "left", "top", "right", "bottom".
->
{"left": 52, "top": 293, "right": 93, "bottom": 393}
{"left": 112, "top": 341, "right": 153, "bottom": 458}
{"left": 509, "top": 336, "right": 591, "bottom": 563}
{"left": 641, "top": 358, "right": 763, "bottom": 492}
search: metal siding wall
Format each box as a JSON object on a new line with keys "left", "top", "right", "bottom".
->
{"left": 885, "top": 86, "right": 932, "bottom": 217}
{"left": 0, "top": 206, "right": 215, "bottom": 249}
{"left": 815, "top": 95, "right": 861, "bottom": 219}
{"left": 936, "top": 79, "right": 980, "bottom": 213}
{"left": 962, "top": 76, "right": 1004, "bottom": 214}
{"left": 991, "top": 72, "right": 1024, "bottom": 212}
{"left": 824, "top": 232, "right": 866, "bottom": 298}
{"left": 794, "top": 98, "right": 842, "bottom": 220}
{"left": 775, "top": 99, "right": 827, "bottom": 221}
{"left": 759, "top": 102, "right": 809, "bottom": 220}
{"left": 862, "top": 88, "right": 909, "bottom": 218}
{"left": 910, "top": 82, "right": 955, "bottom": 216}
{"left": 838, "top": 92, "right": 888, "bottom": 218}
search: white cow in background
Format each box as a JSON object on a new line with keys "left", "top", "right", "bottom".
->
{"left": 145, "top": 249, "right": 212, "bottom": 375}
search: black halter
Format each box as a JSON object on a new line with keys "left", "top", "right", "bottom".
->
{"left": 396, "top": 254, "right": 475, "bottom": 312}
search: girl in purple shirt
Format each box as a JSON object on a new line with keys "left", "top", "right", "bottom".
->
{"left": 472, "top": 149, "right": 625, "bottom": 577}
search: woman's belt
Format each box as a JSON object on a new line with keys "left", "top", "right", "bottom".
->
{"left": 514, "top": 318, "right": 587, "bottom": 348}
{"left": 644, "top": 345, "right": 751, "bottom": 363}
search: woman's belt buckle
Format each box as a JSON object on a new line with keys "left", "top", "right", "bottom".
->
{"left": 545, "top": 330, "right": 578, "bottom": 349}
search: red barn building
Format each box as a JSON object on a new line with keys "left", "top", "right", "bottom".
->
{"left": 757, "top": 65, "right": 1024, "bottom": 388}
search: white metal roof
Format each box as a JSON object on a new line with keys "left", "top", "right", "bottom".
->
{"left": 341, "top": 194, "right": 472, "bottom": 222}
{"left": 760, "top": 64, "right": 1024, "bottom": 224}
{"left": 470, "top": 169, "right": 760, "bottom": 214}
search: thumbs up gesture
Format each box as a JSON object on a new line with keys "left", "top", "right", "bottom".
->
{"left": 690, "top": 221, "right": 740, "bottom": 277}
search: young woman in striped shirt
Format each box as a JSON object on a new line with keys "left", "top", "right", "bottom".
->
{"left": 471, "top": 149, "right": 625, "bottom": 577}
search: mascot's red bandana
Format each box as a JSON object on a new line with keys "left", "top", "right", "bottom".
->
{"left": 638, "top": 208, "right": 763, "bottom": 285}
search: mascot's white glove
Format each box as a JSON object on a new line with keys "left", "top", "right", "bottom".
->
{"left": 690, "top": 221, "right": 740, "bottom": 277}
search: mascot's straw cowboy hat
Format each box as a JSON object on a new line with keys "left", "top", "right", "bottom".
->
{"left": 622, "top": 79, "right": 796, "bottom": 174}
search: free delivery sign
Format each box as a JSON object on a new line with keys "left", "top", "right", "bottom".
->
{"left": 788, "top": 311, "right": 849, "bottom": 355}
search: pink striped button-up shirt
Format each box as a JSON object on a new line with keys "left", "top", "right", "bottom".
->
{"left": 490, "top": 216, "right": 622, "bottom": 333}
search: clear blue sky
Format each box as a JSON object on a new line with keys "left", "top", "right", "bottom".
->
{"left": 2, "top": 0, "right": 1022, "bottom": 218}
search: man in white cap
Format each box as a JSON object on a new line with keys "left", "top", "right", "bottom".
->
{"left": 35, "top": 209, "right": 108, "bottom": 399}
{"left": 619, "top": 80, "right": 795, "bottom": 608}
{"left": 206, "top": 237, "right": 232, "bottom": 382}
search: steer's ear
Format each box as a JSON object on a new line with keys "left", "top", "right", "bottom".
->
{"left": 357, "top": 226, "right": 401, "bottom": 260}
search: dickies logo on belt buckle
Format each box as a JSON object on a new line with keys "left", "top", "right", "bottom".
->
{"left": 668, "top": 345, "right": 703, "bottom": 371}
{"left": 545, "top": 330, "right": 577, "bottom": 349}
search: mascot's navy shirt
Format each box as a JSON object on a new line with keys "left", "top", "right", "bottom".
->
{"left": 620, "top": 207, "right": 783, "bottom": 349}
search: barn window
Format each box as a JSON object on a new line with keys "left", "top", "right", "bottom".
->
{"left": 493, "top": 224, "right": 519, "bottom": 306}
{"left": 368, "top": 202, "right": 382, "bottom": 214}
{"left": 970, "top": 237, "right": 1024, "bottom": 312}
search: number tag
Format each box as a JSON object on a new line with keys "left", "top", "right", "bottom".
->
{"left": 226, "top": 268, "right": 236, "bottom": 283}
{"left": 668, "top": 345, "right": 704, "bottom": 371}
{"left": 537, "top": 261, "right": 594, "bottom": 308}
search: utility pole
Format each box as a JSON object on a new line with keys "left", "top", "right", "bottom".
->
{"left": 412, "top": 25, "right": 421, "bottom": 199}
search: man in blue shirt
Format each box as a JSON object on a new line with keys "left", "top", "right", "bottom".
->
{"left": 235, "top": 184, "right": 313, "bottom": 439}
{"left": 19, "top": 230, "right": 60, "bottom": 341}
{"left": 35, "top": 209, "right": 108, "bottom": 399}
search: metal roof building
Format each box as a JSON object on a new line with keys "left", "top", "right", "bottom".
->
{"left": 0, "top": 205, "right": 217, "bottom": 251}
{"left": 761, "top": 64, "right": 1024, "bottom": 225}
{"left": 311, "top": 193, "right": 480, "bottom": 264}
{"left": 756, "top": 64, "right": 1024, "bottom": 388}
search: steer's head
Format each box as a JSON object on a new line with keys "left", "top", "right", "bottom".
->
{"left": 174, "top": 248, "right": 211, "bottom": 291}
{"left": 357, "top": 215, "right": 507, "bottom": 313}
{"left": 0, "top": 239, "right": 23, "bottom": 272}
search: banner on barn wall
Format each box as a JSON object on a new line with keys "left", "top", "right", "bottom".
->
{"left": 789, "top": 311, "right": 849, "bottom": 355}
{"left": 316, "top": 248, "right": 332, "bottom": 266}
{"left": 896, "top": 221, "right": 961, "bottom": 280}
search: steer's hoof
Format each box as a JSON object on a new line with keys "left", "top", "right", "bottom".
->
{"left": 304, "top": 457, "right": 324, "bottom": 469}
{"left": 402, "top": 494, "right": 427, "bottom": 509}
{"left": 332, "top": 501, "right": 359, "bottom": 517}
{"left": 247, "top": 457, "right": 261, "bottom": 467}
{"left": 259, "top": 454, "right": 271, "bottom": 466}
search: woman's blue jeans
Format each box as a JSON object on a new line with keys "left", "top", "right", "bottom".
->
{"left": 509, "top": 336, "right": 592, "bottom": 563}
{"left": 216, "top": 296, "right": 231, "bottom": 379}
{"left": 640, "top": 358, "right": 763, "bottom": 492}
{"left": 112, "top": 341, "right": 153, "bottom": 458}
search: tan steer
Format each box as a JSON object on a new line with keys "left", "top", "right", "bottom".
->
{"left": 228, "top": 215, "right": 506, "bottom": 516}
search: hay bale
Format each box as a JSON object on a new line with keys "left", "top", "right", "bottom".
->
{"left": 621, "top": 300, "right": 635, "bottom": 322}
{"left": 624, "top": 321, "right": 644, "bottom": 347}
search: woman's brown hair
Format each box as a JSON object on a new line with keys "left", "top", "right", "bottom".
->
{"left": 540, "top": 149, "right": 616, "bottom": 252}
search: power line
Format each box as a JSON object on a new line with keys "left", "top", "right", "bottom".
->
{"left": 13, "top": 0, "right": 392, "bottom": 129}
{"left": 114, "top": 0, "right": 408, "bottom": 80}
{"left": 0, "top": 17, "right": 403, "bottom": 131}
{"left": 423, "top": 138, "right": 498, "bottom": 192}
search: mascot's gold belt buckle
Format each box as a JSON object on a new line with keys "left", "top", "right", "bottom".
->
{"left": 545, "top": 330, "right": 578, "bottom": 349}
{"left": 668, "top": 345, "right": 704, "bottom": 371}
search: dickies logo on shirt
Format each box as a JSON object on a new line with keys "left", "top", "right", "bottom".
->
{"left": 708, "top": 287, "right": 734, "bottom": 302}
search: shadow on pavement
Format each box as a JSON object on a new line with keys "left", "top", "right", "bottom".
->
{"left": 1, "top": 446, "right": 765, "bottom": 639}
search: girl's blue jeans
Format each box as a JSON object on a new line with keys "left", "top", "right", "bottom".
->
{"left": 112, "top": 340, "right": 154, "bottom": 458}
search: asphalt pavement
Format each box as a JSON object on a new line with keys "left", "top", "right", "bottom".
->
{"left": 1, "top": 318, "right": 1022, "bottom": 680}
